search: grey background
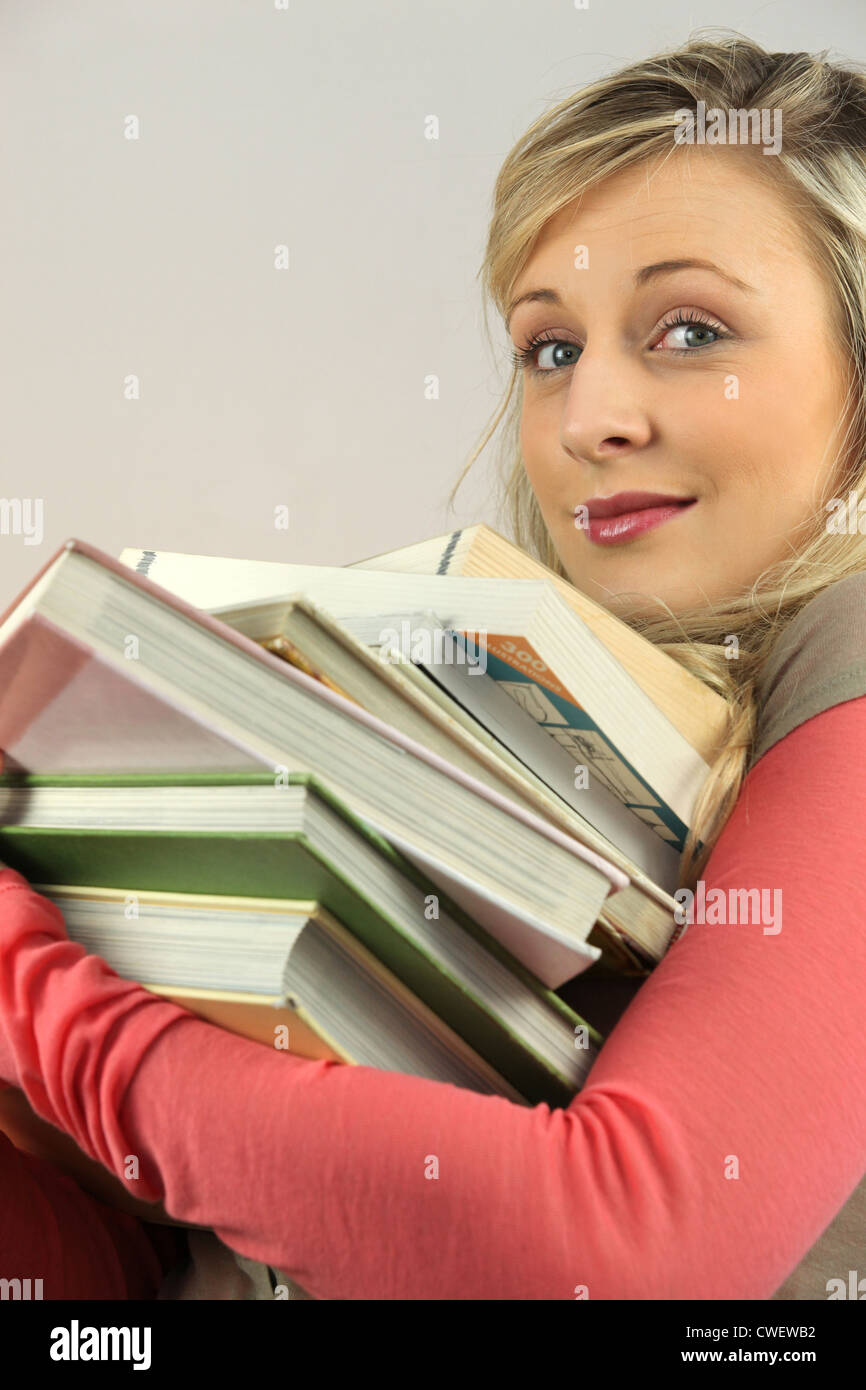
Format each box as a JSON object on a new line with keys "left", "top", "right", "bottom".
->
{"left": 1, "top": 1, "right": 863, "bottom": 609}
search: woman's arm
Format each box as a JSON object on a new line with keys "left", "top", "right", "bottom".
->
{"left": 2, "top": 696, "right": 865, "bottom": 1299}
{"left": 0, "top": 1082, "right": 197, "bottom": 1227}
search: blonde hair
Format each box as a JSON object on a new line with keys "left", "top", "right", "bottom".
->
{"left": 450, "top": 29, "right": 866, "bottom": 894}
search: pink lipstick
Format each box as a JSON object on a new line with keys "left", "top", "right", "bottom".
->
{"left": 578, "top": 491, "right": 697, "bottom": 546}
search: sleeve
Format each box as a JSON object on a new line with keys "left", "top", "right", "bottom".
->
{"left": 748, "top": 570, "right": 866, "bottom": 769}
{"left": 1, "top": 679, "right": 865, "bottom": 1298}
{"left": 0, "top": 1126, "right": 186, "bottom": 1298}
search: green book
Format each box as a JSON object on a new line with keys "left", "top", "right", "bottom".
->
{"left": 0, "top": 769, "right": 603, "bottom": 1108}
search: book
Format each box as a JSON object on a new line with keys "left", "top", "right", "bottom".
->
{"left": 0, "top": 882, "right": 531, "bottom": 1241}
{"left": 0, "top": 770, "right": 602, "bottom": 1102}
{"left": 192, "top": 590, "right": 679, "bottom": 968}
{"left": 27, "top": 886, "right": 530, "bottom": 1102}
{"left": 212, "top": 592, "right": 679, "bottom": 875}
{"left": 0, "top": 539, "right": 628, "bottom": 984}
{"left": 0, "top": 768, "right": 602, "bottom": 1243}
{"left": 349, "top": 524, "right": 727, "bottom": 762}
{"left": 118, "top": 540, "right": 714, "bottom": 858}
{"left": 126, "top": 525, "right": 727, "bottom": 762}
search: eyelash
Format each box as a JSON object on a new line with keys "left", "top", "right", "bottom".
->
{"left": 509, "top": 309, "right": 729, "bottom": 375}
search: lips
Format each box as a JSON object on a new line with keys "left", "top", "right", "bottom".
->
{"left": 578, "top": 493, "right": 698, "bottom": 546}
{"left": 583, "top": 491, "right": 696, "bottom": 519}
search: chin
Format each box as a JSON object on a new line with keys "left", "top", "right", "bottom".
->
{"left": 561, "top": 563, "right": 698, "bottom": 623}
{"left": 603, "top": 589, "right": 676, "bottom": 623}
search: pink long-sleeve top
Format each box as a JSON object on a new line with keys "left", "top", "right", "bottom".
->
{"left": 2, "top": 574, "right": 866, "bottom": 1300}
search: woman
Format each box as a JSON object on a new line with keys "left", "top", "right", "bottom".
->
{"left": 2, "top": 31, "right": 866, "bottom": 1300}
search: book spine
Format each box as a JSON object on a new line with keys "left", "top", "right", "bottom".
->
{"left": 436, "top": 531, "right": 463, "bottom": 574}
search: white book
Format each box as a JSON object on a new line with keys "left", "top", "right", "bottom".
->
{"left": 118, "top": 545, "right": 710, "bottom": 850}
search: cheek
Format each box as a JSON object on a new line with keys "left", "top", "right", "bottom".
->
{"left": 520, "top": 391, "right": 561, "bottom": 453}
{"left": 519, "top": 406, "right": 539, "bottom": 471}
{"left": 521, "top": 454, "right": 569, "bottom": 524}
{"left": 520, "top": 413, "right": 552, "bottom": 494}
{"left": 682, "top": 392, "right": 773, "bottom": 498}
{"left": 720, "top": 350, "right": 840, "bottom": 489}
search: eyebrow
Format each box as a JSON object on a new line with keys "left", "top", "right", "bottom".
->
{"left": 505, "top": 258, "right": 758, "bottom": 329}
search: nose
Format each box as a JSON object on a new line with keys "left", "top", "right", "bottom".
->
{"left": 558, "top": 345, "right": 653, "bottom": 466}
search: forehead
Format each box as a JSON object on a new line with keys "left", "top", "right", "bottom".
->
{"left": 517, "top": 147, "right": 804, "bottom": 285}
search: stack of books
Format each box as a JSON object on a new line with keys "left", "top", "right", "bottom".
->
{"left": 0, "top": 526, "right": 728, "bottom": 1149}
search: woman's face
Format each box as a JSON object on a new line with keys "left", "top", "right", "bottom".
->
{"left": 506, "top": 146, "right": 853, "bottom": 619}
